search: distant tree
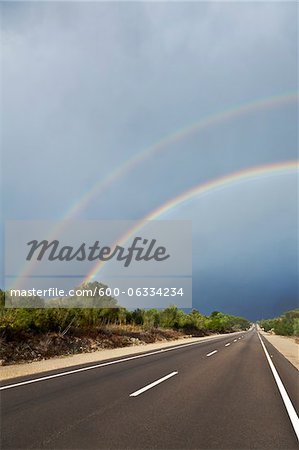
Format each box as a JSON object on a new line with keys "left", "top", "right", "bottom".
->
{"left": 143, "top": 309, "right": 160, "bottom": 329}
{"left": 293, "top": 318, "right": 299, "bottom": 337}
{"left": 259, "top": 308, "right": 299, "bottom": 336}
{"left": 159, "top": 305, "right": 184, "bottom": 329}
{"left": 131, "top": 308, "right": 144, "bottom": 326}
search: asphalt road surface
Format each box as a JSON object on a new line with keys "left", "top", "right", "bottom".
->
{"left": 1, "top": 328, "right": 298, "bottom": 449}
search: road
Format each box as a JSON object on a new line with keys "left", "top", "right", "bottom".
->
{"left": 1, "top": 328, "right": 298, "bottom": 449}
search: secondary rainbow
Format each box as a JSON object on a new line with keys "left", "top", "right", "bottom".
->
{"left": 64, "top": 91, "right": 297, "bottom": 219}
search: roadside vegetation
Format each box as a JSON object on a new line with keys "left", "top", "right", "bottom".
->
{"left": 259, "top": 309, "right": 299, "bottom": 337}
{"left": 0, "top": 284, "right": 250, "bottom": 365}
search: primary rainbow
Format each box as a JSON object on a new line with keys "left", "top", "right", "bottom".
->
{"left": 85, "top": 159, "right": 298, "bottom": 282}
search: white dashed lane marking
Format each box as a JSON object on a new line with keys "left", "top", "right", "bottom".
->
{"left": 206, "top": 350, "right": 218, "bottom": 357}
{"left": 129, "top": 371, "right": 178, "bottom": 397}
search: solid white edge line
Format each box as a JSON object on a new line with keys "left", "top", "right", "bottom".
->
{"left": 0, "top": 333, "right": 243, "bottom": 391}
{"left": 129, "top": 371, "right": 178, "bottom": 397}
{"left": 257, "top": 332, "right": 299, "bottom": 441}
{"left": 225, "top": 343, "right": 231, "bottom": 347}
{"left": 206, "top": 350, "right": 218, "bottom": 357}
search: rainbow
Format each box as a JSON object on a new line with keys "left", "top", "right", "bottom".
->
{"left": 85, "top": 159, "right": 298, "bottom": 282}
{"left": 13, "top": 91, "right": 297, "bottom": 286}
{"left": 64, "top": 91, "right": 297, "bottom": 219}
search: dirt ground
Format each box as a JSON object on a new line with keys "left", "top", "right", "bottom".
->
{"left": 260, "top": 330, "right": 299, "bottom": 370}
{"left": 0, "top": 326, "right": 191, "bottom": 366}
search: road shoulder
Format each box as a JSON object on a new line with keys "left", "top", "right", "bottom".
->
{"left": 260, "top": 331, "right": 298, "bottom": 370}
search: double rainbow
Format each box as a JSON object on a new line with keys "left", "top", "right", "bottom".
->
{"left": 13, "top": 91, "right": 297, "bottom": 286}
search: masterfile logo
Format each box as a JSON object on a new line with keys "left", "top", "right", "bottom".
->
{"left": 6, "top": 220, "right": 191, "bottom": 276}
{"left": 26, "top": 237, "right": 170, "bottom": 267}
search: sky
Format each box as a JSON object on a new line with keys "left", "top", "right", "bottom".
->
{"left": 1, "top": 1, "right": 298, "bottom": 320}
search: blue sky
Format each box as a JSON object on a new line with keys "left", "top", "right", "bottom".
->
{"left": 1, "top": 1, "right": 298, "bottom": 319}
